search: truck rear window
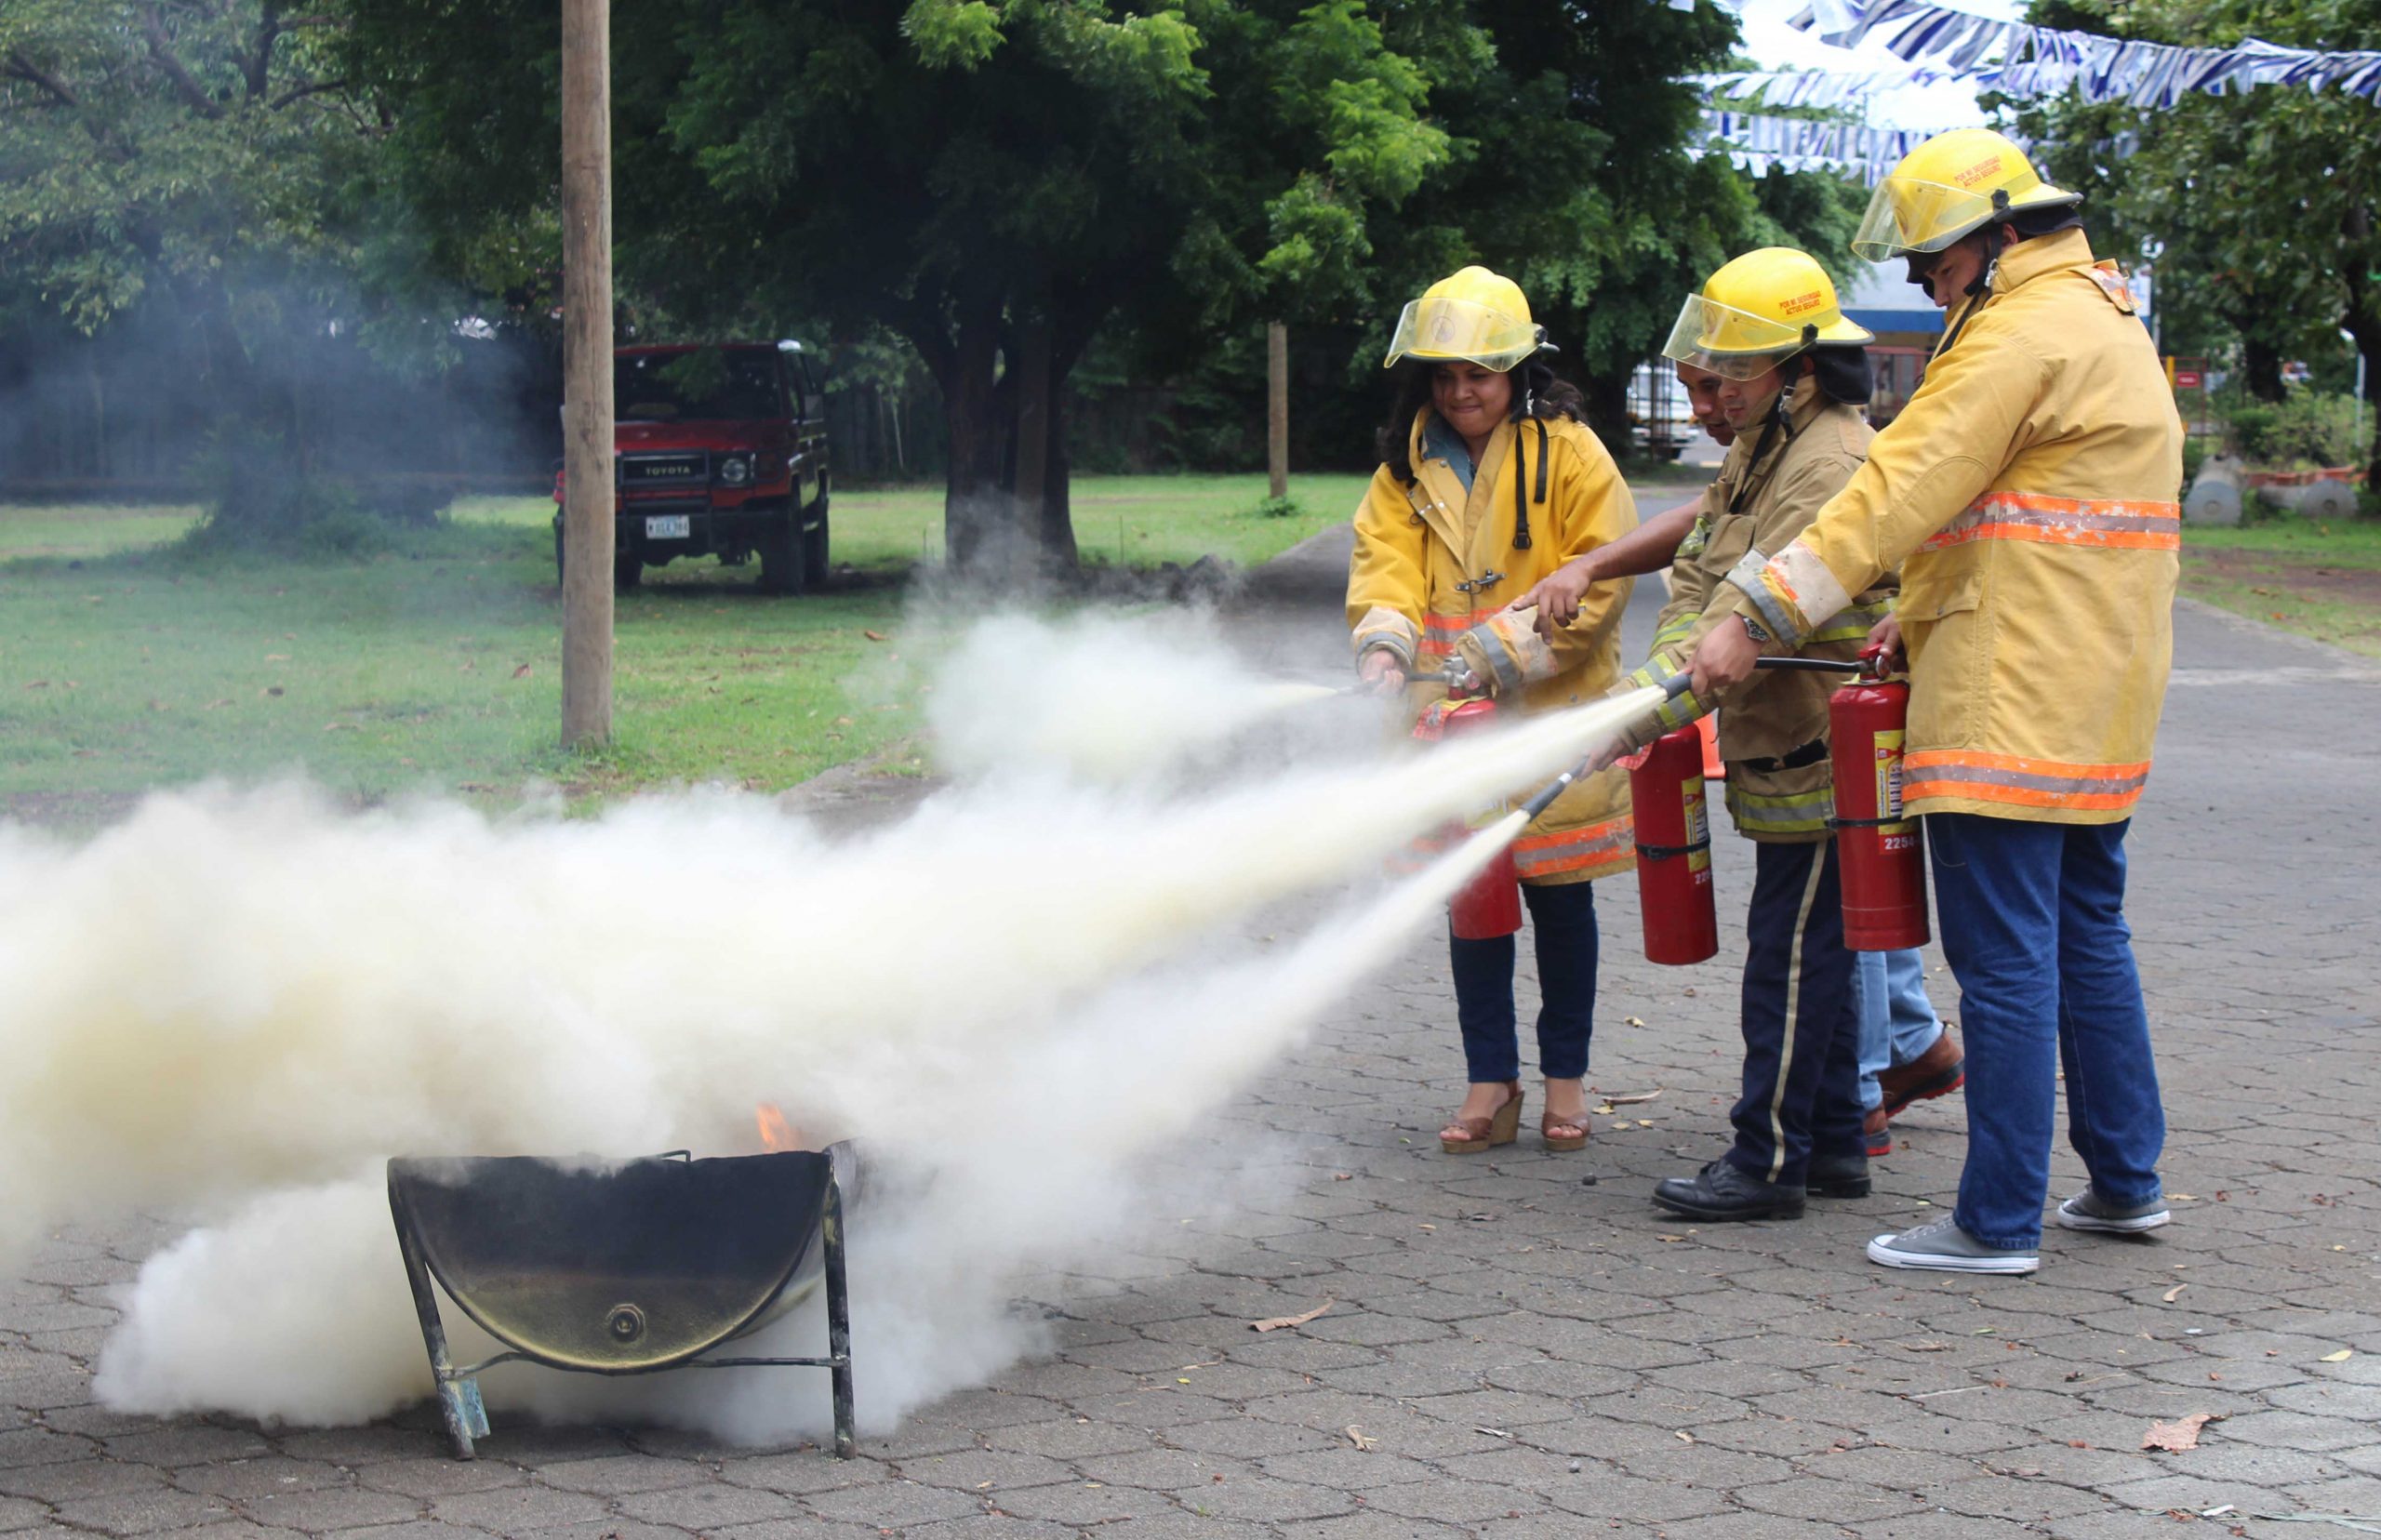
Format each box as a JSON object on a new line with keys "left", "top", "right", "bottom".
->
{"left": 617, "top": 349, "right": 781, "bottom": 422}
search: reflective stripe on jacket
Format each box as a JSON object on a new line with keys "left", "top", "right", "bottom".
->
{"left": 1348, "top": 407, "right": 1639, "bottom": 883}
{"left": 1717, "top": 228, "right": 2183, "bottom": 825}
{"left": 1613, "top": 386, "right": 1893, "bottom": 843}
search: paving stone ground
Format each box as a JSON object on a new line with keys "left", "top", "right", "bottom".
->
{"left": 7, "top": 513, "right": 2379, "bottom": 1539}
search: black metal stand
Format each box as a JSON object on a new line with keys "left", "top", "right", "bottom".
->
{"left": 389, "top": 1167, "right": 856, "bottom": 1461}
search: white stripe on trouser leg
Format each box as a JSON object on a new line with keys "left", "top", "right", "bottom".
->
{"left": 1765, "top": 849, "right": 1829, "bottom": 1183}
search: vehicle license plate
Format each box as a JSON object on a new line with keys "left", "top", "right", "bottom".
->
{"left": 645, "top": 515, "right": 692, "bottom": 539}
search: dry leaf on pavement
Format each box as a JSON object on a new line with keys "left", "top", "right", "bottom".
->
{"left": 1248, "top": 1298, "right": 1332, "bottom": 1333}
{"left": 1345, "top": 1427, "right": 1377, "bottom": 1451}
{"left": 2142, "top": 1413, "right": 2218, "bottom": 1452}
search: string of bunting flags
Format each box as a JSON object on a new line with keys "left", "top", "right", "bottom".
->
{"left": 1790, "top": 0, "right": 2381, "bottom": 109}
{"left": 1700, "top": 111, "right": 1935, "bottom": 182}
{"left": 1690, "top": 66, "right": 1959, "bottom": 108}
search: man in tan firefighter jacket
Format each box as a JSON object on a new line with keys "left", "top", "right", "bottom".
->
{"left": 1689, "top": 129, "right": 2182, "bottom": 1274}
{"left": 1598, "top": 246, "right": 1897, "bottom": 1221}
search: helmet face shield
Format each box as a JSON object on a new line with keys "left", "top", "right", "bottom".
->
{"left": 1385, "top": 296, "right": 1544, "bottom": 372}
{"left": 1852, "top": 176, "right": 1998, "bottom": 262}
{"left": 1659, "top": 293, "right": 1807, "bottom": 381}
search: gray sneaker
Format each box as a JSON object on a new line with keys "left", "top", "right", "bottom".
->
{"left": 2055, "top": 1188, "right": 2170, "bottom": 1234}
{"left": 1867, "top": 1215, "right": 2040, "bottom": 1275}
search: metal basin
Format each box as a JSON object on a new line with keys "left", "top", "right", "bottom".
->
{"left": 386, "top": 1148, "right": 854, "bottom": 1458}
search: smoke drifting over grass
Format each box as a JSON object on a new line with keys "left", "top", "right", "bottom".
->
{"left": 0, "top": 617, "right": 1656, "bottom": 1441}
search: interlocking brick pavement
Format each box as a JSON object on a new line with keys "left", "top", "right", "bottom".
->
{"left": 7, "top": 521, "right": 2377, "bottom": 1537}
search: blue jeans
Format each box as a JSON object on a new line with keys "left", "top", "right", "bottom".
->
{"left": 1928, "top": 813, "right": 2166, "bottom": 1250}
{"left": 1726, "top": 838, "right": 1865, "bottom": 1185}
{"left": 1449, "top": 880, "right": 1598, "bottom": 1082}
{"left": 1855, "top": 949, "right": 1946, "bottom": 1111}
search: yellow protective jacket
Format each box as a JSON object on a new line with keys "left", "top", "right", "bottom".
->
{"left": 1615, "top": 384, "right": 1895, "bottom": 843}
{"left": 1348, "top": 407, "right": 1639, "bottom": 883}
{"left": 1718, "top": 228, "right": 2183, "bottom": 825}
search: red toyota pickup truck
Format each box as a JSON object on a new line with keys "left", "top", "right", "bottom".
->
{"left": 553, "top": 340, "right": 830, "bottom": 593}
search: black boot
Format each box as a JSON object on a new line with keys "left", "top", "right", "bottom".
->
{"left": 1652, "top": 1160, "right": 1805, "bottom": 1221}
{"left": 1806, "top": 1151, "right": 1872, "bottom": 1199}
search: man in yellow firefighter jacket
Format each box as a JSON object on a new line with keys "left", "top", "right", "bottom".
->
{"left": 1689, "top": 129, "right": 2182, "bottom": 1274}
{"left": 1346, "top": 266, "right": 1638, "bottom": 1156}
{"left": 1603, "top": 247, "right": 1898, "bottom": 1220}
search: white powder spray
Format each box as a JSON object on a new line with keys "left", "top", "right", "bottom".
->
{"left": 0, "top": 615, "right": 1657, "bottom": 1440}
{"left": 927, "top": 609, "right": 1344, "bottom": 782}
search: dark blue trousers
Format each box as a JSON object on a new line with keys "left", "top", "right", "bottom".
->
{"left": 1448, "top": 880, "right": 1598, "bottom": 1082}
{"left": 1726, "top": 838, "right": 1866, "bottom": 1187}
{"left": 1930, "top": 813, "right": 2165, "bottom": 1250}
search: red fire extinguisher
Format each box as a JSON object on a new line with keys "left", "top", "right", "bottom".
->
{"left": 1410, "top": 688, "right": 1523, "bottom": 940}
{"left": 1627, "top": 724, "right": 1720, "bottom": 965}
{"left": 1828, "top": 646, "right": 1930, "bottom": 951}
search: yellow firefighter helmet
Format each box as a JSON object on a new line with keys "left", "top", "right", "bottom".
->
{"left": 1384, "top": 266, "right": 1549, "bottom": 372}
{"left": 1852, "top": 128, "right": 2082, "bottom": 262}
{"left": 1659, "top": 247, "right": 1874, "bottom": 381}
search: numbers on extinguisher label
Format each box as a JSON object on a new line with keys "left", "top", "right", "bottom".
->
{"left": 1872, "top": 727, "right": 1913, "bottom": 836}
{"left": 1880, "top": 832, "right": 1918, "bottom": 852}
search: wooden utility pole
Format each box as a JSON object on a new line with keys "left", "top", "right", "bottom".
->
{"left": 559, "top": 0, "right": 614, "bottom": 748}
{"left": 1266, "top": 321, "right": 1289, "bottom": 501}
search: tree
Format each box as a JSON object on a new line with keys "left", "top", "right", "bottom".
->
{"left": 1, "top": 2, "right": 375, "bottom": 347}
{"left": 348, "top": 0, "right": 1468, "bottom": 583}
{"left": 2012, "top": 0, "right": 2381, "bottom": 479}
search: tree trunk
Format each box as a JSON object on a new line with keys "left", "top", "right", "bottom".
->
{"left": 1037, "top": 366, "right": 1076, "bottom": 571}
{"left": 1579, "top": 370, "right": 1631, "bottom": 452}
{"left": 1012, "top": 314, "right": 1053, "bottom": 562}
{"left": 938, "top": 307, "right": 1014, "bottom": 579}
{"left": 2241, "top": 334, "right": 2286, "bottom": 403}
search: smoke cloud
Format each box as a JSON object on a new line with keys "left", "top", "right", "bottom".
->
{"left": 0, "top": 616, "right": 1656, "bottom": 1441}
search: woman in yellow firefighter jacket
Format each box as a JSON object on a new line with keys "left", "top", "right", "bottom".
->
{"left": 1346, "top": 266, "right": 1638, "bottom": 1155}
{"left": 1690, "top": 130, "right": 2184, "bottom": 1275}
{"left": 1602, "top": 247, "right": 1899, "bottom": 1222}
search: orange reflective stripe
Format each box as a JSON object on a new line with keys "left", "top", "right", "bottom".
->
{"left": 1419, "top": 603, "right": 1508, "bottom": 657}
{"left": 1917, "top": 491, "right": 2180, "bottom": 553}
{"left": 1513, "top": 816, "right": 1632, "bottom": 878}
{"left": 1905, "top": 750, "right": 2150, "bottom": 811}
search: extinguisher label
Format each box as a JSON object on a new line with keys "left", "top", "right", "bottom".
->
{"left": 1873, "top": 728, "right": 1913, "bottom": 834}
{"left": 1682, "top": 778, "right": 1711, "bottom": 873}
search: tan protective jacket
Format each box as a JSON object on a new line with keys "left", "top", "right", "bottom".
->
{"left": 1720, "top": 228, "right": 2183, "bottom": 824}
{"left": 1616, "top": 385, "right": 1895, "bottom": 843}
{"left": 1348, "top": 408, "right": 1639, "bottom": 883}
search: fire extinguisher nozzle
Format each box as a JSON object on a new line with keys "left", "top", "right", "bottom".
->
{"left": 1660, "top": 672, "right": 1696, "bottom": 700}
{"left": 1520, "top": 757, "right": 1588, "bottom": 822}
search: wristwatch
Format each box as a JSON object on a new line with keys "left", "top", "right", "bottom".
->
{"left": 1739, "top": 613, "right": 1773, "bottom": 644}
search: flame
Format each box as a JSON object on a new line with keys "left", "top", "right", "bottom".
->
{"left": 754, "top": 1102, "right": 801, "bottom": 1152}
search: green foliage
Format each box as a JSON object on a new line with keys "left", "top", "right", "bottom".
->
{"left": 2011, "top": 0, "right": 2381, "bottom": 479}
{"left": 2215, "top": 388, "right": 2367, "bottom": 469}
{"left": 180, "top": 429, "right": 450, "bottom": 558}
{"left": 1248, "top": 494, "right": 1301, "bottom": 519}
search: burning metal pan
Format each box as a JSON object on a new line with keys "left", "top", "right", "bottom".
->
{"left": 387, "top": 1145, "right": 856, "bottom": 1459}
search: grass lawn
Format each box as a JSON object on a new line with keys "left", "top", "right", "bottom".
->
{"left": 2181, "top": 516, "right": 2381, "bottom": 657}
{"left": 0, "top": 473, "right": 1366, "bottom": 824}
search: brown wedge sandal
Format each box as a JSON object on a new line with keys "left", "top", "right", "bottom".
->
{"left": 1440, "top": 1082, "right": 1523, "bottom": 1154}
{"left": 1540, "top": 1079, "right": 1591, "bottom": 1152}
